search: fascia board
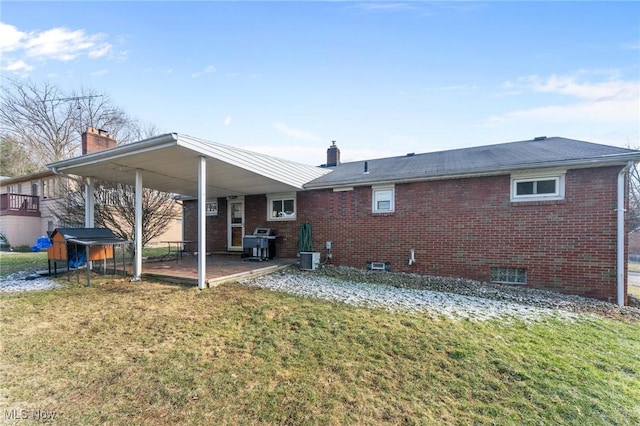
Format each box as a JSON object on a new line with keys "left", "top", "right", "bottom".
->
{"left": 48, "top": 133, "right": 180, "bottom": 173}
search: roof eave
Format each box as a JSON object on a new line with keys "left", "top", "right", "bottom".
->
{"left": 47, "top": 133, "right": 179, "bottom": 174}
{"left": 304, "top": 155, "right": 640, "bottom": 190}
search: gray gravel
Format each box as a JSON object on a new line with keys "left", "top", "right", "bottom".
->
{"left": 0, "top": 271, "right": 61, "bottom": 292}
{"left": 241, "top": 266, "right": 640, "bottom": 321}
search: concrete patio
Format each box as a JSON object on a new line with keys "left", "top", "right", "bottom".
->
{"left": 138, "top": 253, "right": 298, "bottom": 287}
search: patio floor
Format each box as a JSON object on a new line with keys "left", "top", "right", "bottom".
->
{"left": 137, "top": 253, "right": 298, "bottom": 287}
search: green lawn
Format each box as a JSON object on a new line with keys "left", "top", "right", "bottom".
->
{"left": 0, "top": 247, "right": 168, "bottom": 278}
{"left": 1, "top": 276, "right": 638, "bottom": 425}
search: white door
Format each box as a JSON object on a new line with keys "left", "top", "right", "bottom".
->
{"left": 227, "top": 197, "right": 245, "bottom": 251}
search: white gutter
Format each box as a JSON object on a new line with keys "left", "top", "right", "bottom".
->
{"left": 617, "top": 161, "right": 634, "bottom": 306}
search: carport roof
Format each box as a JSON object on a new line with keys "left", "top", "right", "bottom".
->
{"left": 47, "top": 133, "right": 331, "bottom": 197}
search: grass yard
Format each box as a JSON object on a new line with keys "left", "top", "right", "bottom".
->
{"left": 1, "top": 276, "right": 639, "bottom": 425}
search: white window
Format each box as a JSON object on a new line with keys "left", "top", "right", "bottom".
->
{"left": 267, "top": 193, "right": 296, "bottom": 221}
{"left": 372, "top": 185, "right": 394, "bottom": 213}
{"left": 511, "top": 172, "right": 565, "bottom": 202}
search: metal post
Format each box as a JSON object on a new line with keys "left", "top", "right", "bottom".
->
{"left": 85, "top": 177, "right": 95, "bottom": 227}
{"left": 198, "top": 156, "right": 207, "bottom": 289}
{"left": 133, "top": 170, "right": 143, "bottom": 281}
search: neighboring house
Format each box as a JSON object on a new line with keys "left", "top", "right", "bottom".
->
{"left": 0, "top": 169, "right": 65, "bottom": 247}
{"left": 47, "top": 133, "right": 640, "bottom": 304}
{"left": 0, "top": 128, "right": 182, "bottom": 248}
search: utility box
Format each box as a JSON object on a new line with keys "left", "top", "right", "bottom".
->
{"left": 299, "top": 252, "right": 320, "bottom": 271}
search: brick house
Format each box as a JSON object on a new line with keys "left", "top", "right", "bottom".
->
{"left": 182, "top": 137, "right": 640, "bottom": 304}
{"left": 47, "top": 133, "right": 640, "bottom": 304}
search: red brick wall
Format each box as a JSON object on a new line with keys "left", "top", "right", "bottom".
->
{"left": 82, "top": 128, "right": 117, "bottom": 155}
{"left": 183, "top": 165, "right": 627, "bottom": 303}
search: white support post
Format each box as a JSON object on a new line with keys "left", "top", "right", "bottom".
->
{"left": 85, "top": 177, "right": 95, "bottom": 228}
{"left": 133, "top": 170, "right": 143, "bottom": 281}
{"left": 198, "top": 156, "right": 207, "bottom": 289}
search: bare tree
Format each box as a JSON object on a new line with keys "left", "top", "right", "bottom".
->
{"left": 0, "top": 79, "right": 135, "bottom": 167}
{"left": 629, "top": 163, "right": 640, "bottom": 233}
{"left": 54, "top": 183, "right": 181, "bottom": 249}
{"left": 2, "top": 78, "right": 178, "bottom": 248}
{"left": 0, "top": 79, "right": 79, "bottom": 165}
{"left": 0, "top": 134, "right": 40, "bottom": 177}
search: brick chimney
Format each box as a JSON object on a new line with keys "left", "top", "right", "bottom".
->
{"left": 82, "top": 128, "right": 116, "bottom": 155}
{"left": 326, "top": 141, "right": 340, "bottom": 167}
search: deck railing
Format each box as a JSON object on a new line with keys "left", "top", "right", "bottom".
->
{"left": 0, "top": 193, "right": 40, "bottom": 216}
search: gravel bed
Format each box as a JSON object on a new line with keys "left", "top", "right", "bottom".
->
{"left": 0, "top": 271, "right": 62, "bottom": 293}
{"left": 241, "top": 266, "right": 640, "bottom": 321}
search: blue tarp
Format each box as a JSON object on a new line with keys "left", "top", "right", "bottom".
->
{"left": 31, "top": 236, "right": 53, "bottom": 252}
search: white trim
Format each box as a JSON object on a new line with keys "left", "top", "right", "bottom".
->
{"left": 372, "top": 185, "right": 395, "bottom": 213}
{"left": 198, "top": 156, "right": 207, "bottom": 289}
{"left": 510, "top": 172, "right": 565, "bottom": 202}
{"left": 133, "top": 170, "right": 143, "bottom": 281}
{"left": 267, "top": 192, "right": 297, "bottom": 221}
{"left": 227, "top": 196, "right": 245, "bottom": 251}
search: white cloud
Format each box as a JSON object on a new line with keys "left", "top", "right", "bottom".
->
{"left": 273, "top": 122, "right": 322, "bottom": 142}
{"left": 0, "top": 21, "right": 113, "bottom": 75}
{"left": 0, "top": 22, "right": 25, "bottom": 52}
{"left": 24, "top": 27, "right": 111, "bottom": 61}
{"left": 191, "top": 65, "right": 216, "bottom": 78}
{"left": 4, "top": 59, "right": 33, "bottom": 73}
{"left": 224, "top": 115, "right": 232, "bottom": 126}
{"left": 490, "top": 72, "right": 640, "bottom": 124}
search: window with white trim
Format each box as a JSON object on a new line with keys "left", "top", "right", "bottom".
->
{"left": 267, "top": 193, "right": 296, "bottom": 221}
{"left": 511, "top": 173, "right": 565, "bottom": 201}
{"left": 372, "top": 185, "right": 395, "bottom": 213}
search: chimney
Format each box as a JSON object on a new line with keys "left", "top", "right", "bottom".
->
{"left": 82, "top": 127, "right": 116, "bottom": 155}
{"left": 326, "top": 141, "right": 341, "bottom": 167}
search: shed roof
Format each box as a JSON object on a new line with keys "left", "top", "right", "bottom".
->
{"left": 50, "top": 228, "right": 121, "bottom": 241}
{"left": 48, "top": 133, "right": 331, "bottom": 197}
{"left": 305, "top": 137, "right": 640, "bottom": 189}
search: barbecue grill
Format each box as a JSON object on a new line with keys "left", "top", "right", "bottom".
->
{"left": 242, "top": 228, "right": 276, "bottom": 261}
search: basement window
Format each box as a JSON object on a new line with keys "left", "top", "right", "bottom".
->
{"left": 490, "top": 267, "right": 527, "bottom": 284}
{"left": 372, "top": 185, "right": 395, "bottom": 213}
{"left": 511, "top": 172, "right": 565, "bottom": 202}
{"left": 267, "top": 193, "right": 296, "bottom": 221}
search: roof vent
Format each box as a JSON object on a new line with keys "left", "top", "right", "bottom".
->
{"left": 406, "top": 152, "right": 415, "bottom": 157}
{"left": 533, "top": 136, "right": 547, "bottom": 141}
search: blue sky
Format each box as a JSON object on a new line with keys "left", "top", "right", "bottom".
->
{"left": 1, "top": 1, "right": 639, "bottom": 165}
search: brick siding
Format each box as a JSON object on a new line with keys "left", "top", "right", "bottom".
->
{"left": 184, "top": 165, "right": 627, "bottom": 303}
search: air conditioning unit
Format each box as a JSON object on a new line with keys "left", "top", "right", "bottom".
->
{"left": 299, "top": 252, "right": 320, "bottom": 271}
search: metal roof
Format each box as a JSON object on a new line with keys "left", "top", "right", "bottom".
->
{"left": 305, "top": 137, "right": 640, "bottom": 189}
{"left": 50, "top": 228, "right": 121, "bottom": 241}
{"left": 47, "top": 133, "right": 331, "bottom": 197}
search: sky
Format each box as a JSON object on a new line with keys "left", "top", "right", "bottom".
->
{"left": 1, "top": 1, "right": 639, "bottom": 166}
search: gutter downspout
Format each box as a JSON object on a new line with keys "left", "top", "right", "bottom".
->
{"left": 617, "top": 161, "right": 633, "bottom": 306}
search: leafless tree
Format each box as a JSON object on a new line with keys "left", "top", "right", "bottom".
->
{"left": 0, "top": 79, "right": 79, "bottom": 165}
{"left": 54, "top": 183, "right": 181, "bottom": 249}
{"left": 0, "top": 79, "right": 137, "bottom": 167}
{"left": 629, "top": 163, "right": 640, "bottom": 233}
{"left": 2, "top": 78, "right": 178, "bottom": 248}
{"left": 0, "top": 134, "right": 40, "bottom": 177}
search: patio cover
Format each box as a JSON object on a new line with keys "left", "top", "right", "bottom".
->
{"left": 48, "top": 133, "right": 331, "bottom": 289}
